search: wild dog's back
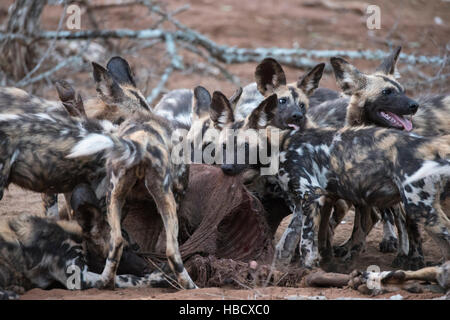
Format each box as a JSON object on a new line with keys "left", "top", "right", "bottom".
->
{"left": 413, "top": 94, "right": 450, "bottom": 137}
{"left": 0, "top": 112, "right": 112, "bottom": 194}
{"left": 0, "top": 87, "right": 63, "bottom": 114}
{"left": 153, "top": 89, "right": 195, "bottom": 129}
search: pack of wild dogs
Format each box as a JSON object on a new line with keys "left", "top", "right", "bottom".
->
{"left": 0, "top": 46, "right": 449, "bottom": 299}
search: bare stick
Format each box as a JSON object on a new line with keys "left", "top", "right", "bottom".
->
{"left": 15, "top": 56, "right": 83, "bottom": 87}
{"left": 2, "top": 29, "right": 446, "bottom": 67}
{"left": 146, "top": 66, "right": 173, "bottom": 105}
{"left": 15, "top": 1, "right": 68, "bottom": 87}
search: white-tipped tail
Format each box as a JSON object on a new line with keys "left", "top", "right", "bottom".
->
{"left": 67, "top": 133, "right": 114, "bottom": 158}
{"left": 403, "top": 160, "right": 450, "bottom": 186}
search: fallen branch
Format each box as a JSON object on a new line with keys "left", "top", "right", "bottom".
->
{"left": 304, "top": 261, "right": 450, "bottom": 296}
{"left": 15, "top": 56, "right": 83, "bottom": 87}
{"left": 1, "top": 29, "right": 446, "bottom": 68}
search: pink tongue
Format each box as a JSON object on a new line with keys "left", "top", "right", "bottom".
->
{"left": 388, "top": 111, "right": 413, "bottom": 132}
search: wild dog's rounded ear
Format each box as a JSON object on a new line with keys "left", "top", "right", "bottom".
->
{"left": 106, "top": 56, "right": 137, "bottom": 87}
{"left": 376, "top": 46, "right": 402, "bottom": 78}
{"left": 55, "top": 80, "right": 75, "bottom": 104}
{"left": 297, "top": 63, "right": 325, "bottom": 96}
{"left": 193, "top": 86, "right": 211, "bottom": 119}
{"left": 92, "top": 62, "right": 108, "bottom": 83}
{"left": 247, "top": 94, "right": 278, "bottom": 129}
{"left": 229, "top": 87, "right": 243, "bottom": 110}
{"left": 92, "top": 61, "right": 124, "bottom": 100}
{"left": 255, "top": 58, "right": 287, "bottom": 96}
{"left": 55, "top": 80, "right": 87, "bottom": 118}
{"left": 330, "top": 57, "right": 366, "bottom": 95}
{"left": 71, "top": 184, "right": 104, "bottom": 233}
{"left": 210, "top": 91, "right": 234, "bottom": 129}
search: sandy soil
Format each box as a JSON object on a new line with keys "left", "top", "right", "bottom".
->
{"left": 0, "top": 0, "right": 449, "bottom": 300}
{"left": 1, "top": 186, "right": 444, "bottom": 300}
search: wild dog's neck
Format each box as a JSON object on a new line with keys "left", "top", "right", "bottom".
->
{"left": 345, "top": 94, "right": 369, "bottom": 127}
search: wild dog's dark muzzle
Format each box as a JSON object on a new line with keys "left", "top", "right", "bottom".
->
{"left": 285, "top": 111, "right": 305, "bottom": 130}
{"left": 408, "top": 100, "right": 419, "bottom": 114}
{"left": 221, "top": 163, "right": 247, "bottom": 176}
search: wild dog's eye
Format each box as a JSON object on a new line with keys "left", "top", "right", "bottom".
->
{"left": 382, "top": 88, "right": 393, "bottom": 95}
{"left": 299, "top": 103, "right": 305, "bottom": 110}
{"left": 279, "top": 98, "right": 287, "bottom": 105}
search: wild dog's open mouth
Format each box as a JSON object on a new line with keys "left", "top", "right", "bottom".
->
{"left": 379, "top": 111, "right": 413, "bottom": 131}
{"left": 287, "top": 124, "right": 300, "bottom": 130}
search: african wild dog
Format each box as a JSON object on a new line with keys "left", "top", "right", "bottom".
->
{"left": 153, "top": 86, "right": 243, "bottom": 130}
{"left": 67, "top": 103, "right": 197, "bottom": 290}
{"left": 0, "top": 61, "right": 154, "bottom": 221}
{"left": 0, "top": 184, "right": 166, "bottom": 300}
{"left": 46, "top": 57, "right": 150, "bottom": 218}
{"left": 309, "top": 47, "right": 419, "bottom": 131}
{"left": 312, "top": 47, "right": 449, "bottom": 269}
{"left": 234, "top": 58, "right": 325, "bottom": 131}
{"left": 220, "top": 95, "right": 450, "bottom": 270}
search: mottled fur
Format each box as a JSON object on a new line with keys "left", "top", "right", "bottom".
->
{"left": 235, "top": 58, "right": 325, "bottom": 132}
{"left": 0, "top": 184, "right": 163, "bottom": 300}
{"left": 308, "top": 48, "right": 448, "bottom": 267}
{"left": 154, "top": 86, "right": 243, "bottom": 130}
{"left": 68, "top": 108, "right": 196, "bottom": 290}
{"left": 222, "top": 99, "right": 450, "bottom": 269}
{"left": 1, "top": 57, "right": 150, "bottom": 218}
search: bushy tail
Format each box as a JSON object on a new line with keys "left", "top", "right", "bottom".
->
{"left": 67, "top": 133, "right": 144, "bottom": 168}
{"left": 403, "top": 160, "right": 450, "bottom": 186}
{"left": 67, "top": 133, "right": 115, "bottom": 158}
{"left": 403, "top": 134, "right": 450, "bottom": 185}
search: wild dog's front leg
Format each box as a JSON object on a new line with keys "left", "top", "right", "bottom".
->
{"left": 273, "top": 202, "right": 303, "bottom": 267}
{"left": 335, "top": 205, "right": 375, "bottom": 262}
{"left": 300, "top": 189, "right": 332, "bottom": 268}
{"left": 317, "top": 196, "right": 334, "bottom": 262}
{"left": 403, "top": 180, "right": 450, "bottom": 264}
{"left": 145, "top": 171, "right": 197, "bottom": 289}
{"left": 299, "top": 193, "right": 323, "bottom": 268}
{"left": 334, "top": 206, "right": 378, "bottom": 259}
{"left": 379, "top": 208, "right": 398, "bottom": 253}
{"left": 100, "top": 169, "right": 137, "bottom": 289}
{"left": 329, "top": 199, "right": 350, "bottom": 229}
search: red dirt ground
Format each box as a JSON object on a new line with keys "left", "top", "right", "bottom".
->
{"left": 0, "top": 0, "right": 449, "bottom": 300}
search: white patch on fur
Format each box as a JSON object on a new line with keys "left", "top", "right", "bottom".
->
{"left": 280, "top": 151, "right": 287, "bottom": 163}
{"left": 35, "top": 113, "right": 56, "bottom": 122}
{"left": 67, "top": 134, "right": 113, "bottom": 158}
{"left": 46, "top": 201, "right": 59, "bottom": 218}
{"left": 277, "top": 170, "right": 290, "bottom": 191}
{"left": 10, "top": 149, "right": 19, "bottom": 165}
{"left": 257, "top": 113, "right": 267, "bottom": 127}
{"left": 217, "top": 111, "right": 229, "bottom": 126}
{"left": 174, "top": 113, "right": 191, "bottom": 127}
{"left": 98, "top": 120, "right": 117, "bottom": 134}
{"left": 403, "top": 160, "right": 450, "bottom": 186}
{"left": 0, "top": 114, "right": 20, "bottom": 121}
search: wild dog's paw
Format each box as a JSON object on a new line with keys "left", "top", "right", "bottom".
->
{"left": 0, "top": 290, "right": 20, "bottom": 300}
{"left": 333, "top": 243, "right": 350, "bottom": 257}
{"left": 391, "top": 254, "right": 425, "bottom": 271}
{"left": 379, "top": 236, "right": 398, "bottom": 253}
{"left": 273, "top": 245, "right": 294, "bottom": 268}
